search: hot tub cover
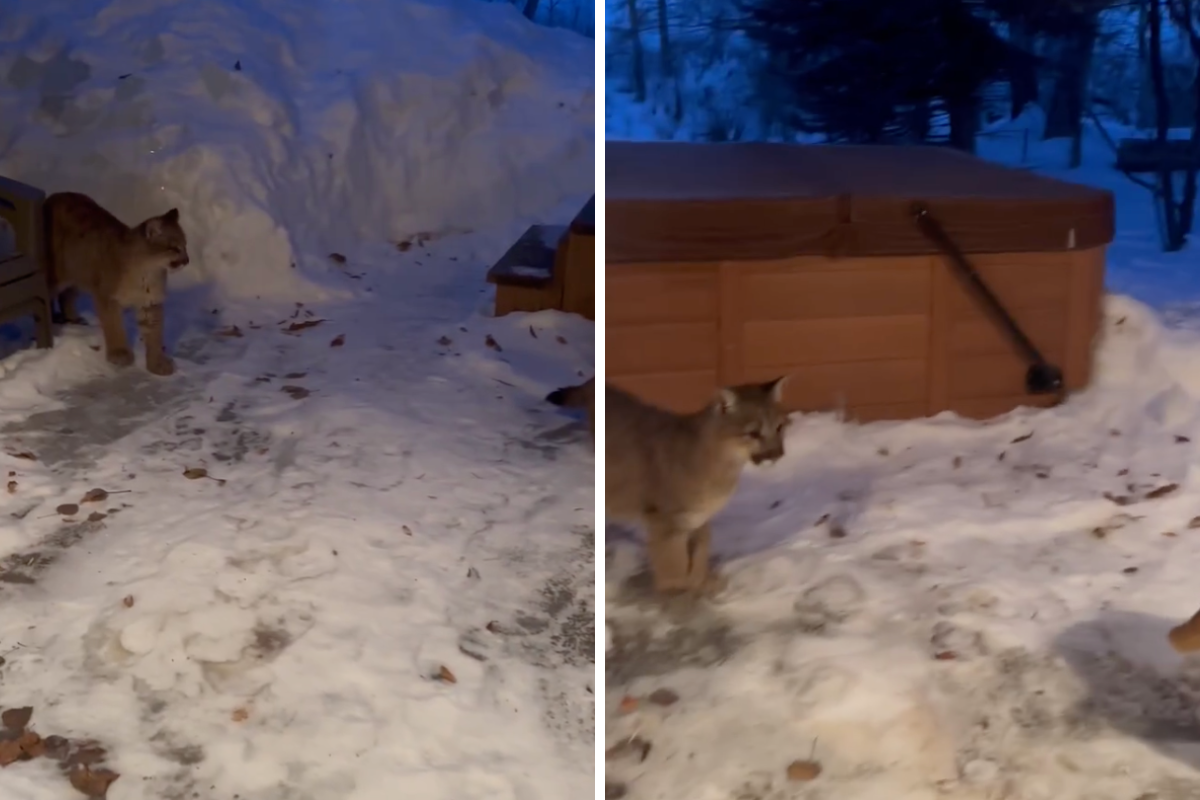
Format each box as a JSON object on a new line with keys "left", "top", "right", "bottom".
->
{"left": 605, "top": 141, "right": 1115, "bottom": 263}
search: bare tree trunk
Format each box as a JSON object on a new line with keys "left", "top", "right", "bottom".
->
{"left": 522, "top": 0, "right": 540, "bottom": 21}
{"left": 1043, "top": 16, "right": 1097, "bottom": 167}
{"left": 1009, "top": 22, "right": 1039, "bottom": 119}
{"left": 655, "top": 0, "right": 682, "bottom": 121}
{"left": 1166, "top": 0, "right": 1200, "bottom": 236}
{"left": 946, "top": 95, "right": 978, "bottom": 153}
{"left": 626, "top": 0, "right": 647, "bottom": 103}
{"left": 1148, "top": 0, "right": 1185, "bottom": 249}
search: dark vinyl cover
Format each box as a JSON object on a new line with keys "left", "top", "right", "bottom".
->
{"left": 605, "top": 141, "right": 1115, "bottom": 263}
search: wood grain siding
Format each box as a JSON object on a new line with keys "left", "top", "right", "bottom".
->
{"left": 604, "top": 247, "right": 1106, "bottom": 422}
{"left": 741, "top": 261, "right": 930, "bottom": 320}
{"left": 607, "top": 262, "right": 721, "bottom": 413}
{"left": 735, "top": 256, "right": 932, "bottom": 413}
{"left": 742, "top": 358, "right": 928, "bottom": 411}
{"left": 607, "top": 264, "right": 719, "bottom": 325}
{"left": 742, "top": 316, "right": 928, "bottom": 367}
{"left": 607, "top": 322, "right": 718, "bottom": 375}
{"left": 942, "top": 251, "right": 1075, "bottom": 406}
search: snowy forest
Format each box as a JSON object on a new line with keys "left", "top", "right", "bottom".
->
{"left": 605, "top": 0, "right": 1200, "bottom": 249}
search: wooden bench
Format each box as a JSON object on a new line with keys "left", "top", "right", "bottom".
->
{"left": 0, "top": 177, "right": 54, "bottom": 349}
{"left": 486, "top": 196, "right": 595, "bottom": 320}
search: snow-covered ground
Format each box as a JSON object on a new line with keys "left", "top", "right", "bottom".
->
{"left": 0, "top": 1, "right": 595, "bottom": 799}
{"left": 604, "top": 121, "right": 1200, "bottom": 799}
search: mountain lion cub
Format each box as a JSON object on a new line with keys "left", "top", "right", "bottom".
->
{"left": 45, "top": 192, "right": 190, "bottom": 376}
{"left": 551, "top": 377, "right": 790, "bottom": 595}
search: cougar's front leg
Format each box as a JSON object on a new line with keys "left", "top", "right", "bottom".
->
{"left": 645, "top": 515, "right": 692, "bottom": 594}
{"left": 688, "top": 524, "right": 729, "bottom": 596}
{"left": 137, "top": 303, "right": 175, "bottom": 376}
{"left": 95, "top": 295, "right": 133, "bottom": 367}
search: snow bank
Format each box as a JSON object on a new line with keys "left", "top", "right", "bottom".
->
{"left": 0, "top": 0, "right": 594, "bottom": 304}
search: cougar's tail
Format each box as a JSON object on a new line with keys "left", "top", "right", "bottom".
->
{"left": 545, "top": 378, "right": 593, "bottom": 409}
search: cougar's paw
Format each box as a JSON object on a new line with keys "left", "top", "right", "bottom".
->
{"left": 146, "top": 353, "right": 176, "bottom": 377}
{"left": 697, "top": 571, "right": 730, "bottom": 598}
{"left": 106, "top": 348, "right": 135, "bottom": 368}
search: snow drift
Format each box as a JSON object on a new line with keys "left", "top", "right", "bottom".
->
{"left": 0, "top": 0, "right": 594, "bottom": 304}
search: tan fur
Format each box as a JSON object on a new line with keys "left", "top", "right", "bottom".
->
{"left": 606, "top": 377, "right": 790, "bottom": 595}
{"left": 45, "top": 192, "right": 190, "bottom": 376}
{"left": 1170, "top": 608, "right": 1200, "bottom": 653}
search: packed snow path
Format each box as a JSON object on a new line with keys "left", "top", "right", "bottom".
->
{"left": 0, "top": 241, "right": 595, "bottom": 800}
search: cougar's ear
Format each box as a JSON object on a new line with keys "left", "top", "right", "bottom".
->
{"left": 163, "top": 208, "right": 179, "bottom": 223}
{"left": 765, "top": 375, "right": 789, "bottom": 402}
{"left": 714, "top": 387, "right": 738, "bottom": 414}
{"left": 144, "top": 217, "right": 164, "bottom": 240}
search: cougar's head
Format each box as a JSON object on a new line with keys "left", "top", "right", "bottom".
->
{"left": 711, "top": 376, "right": 792, "bottom": 465}
{"left": 142, "top": 208, "right": 190, "bottom": 270}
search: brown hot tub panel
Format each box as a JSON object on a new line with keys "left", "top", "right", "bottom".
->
{"left": 605, "top": 142, "right": 1112, "bottom": 422}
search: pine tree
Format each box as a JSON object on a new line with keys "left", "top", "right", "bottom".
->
{"left": 741, "top": 0, "right": 1025, "bottom": 149}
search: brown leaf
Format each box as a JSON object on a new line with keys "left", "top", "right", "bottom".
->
{"left": 617, "top": 695, "right": 639, "bottom": 715}
{"left": 436, "top": 665, "right": 457, "bottom": 684}
{"left": 284, "top": 372, "right": 307, "bottom": 379}
{"left": 330, "top": 334, "right": 345, "bottom": 348}
{"left": 436, "top": 336, "right": 452, "bottom": 346}
{"left": 1177, "top": 435, "right": 1191, "bottom": 443}
{"left": 328, "top": 253, "right": 347, "bottom": 264}
{"left": 484, "top": 335, "right": 502, "bottom": 352}
{"left": 1, "top": 707, "right": 32, "bottom": 732}
{"left": 647, "top": 688, "right": 679, "bottom": 706}
{"left": 828, "top": 522, "right": 847, "bottom": 539}
{"left": 216, "top": 325, "right": 244, "bottom": 338}
{"left": 285, "top": 319, "right": 325, "bottom": 333}
{"left": 1011, "top": 431, "right": 1034, "bottom": 444}
{"left": 88, "top": 512, "right": 106, "bottom": 522}
{"left": 529, "top": 326, "right": 538, "bottom": 339}
{"left": 952, "top": 456, "right": 962, "bottom": 469}
{"left": 0, "top": 739, "right": 20, "bottom": 766}
{"left": 934, "top": 650, "right": 958, "bottom": 661}
{"left": 282, "top": 385, "right": 310, "bottom": 400}
{"left": 66, "top": 744, "right": 107, "bottom": 768}
{"left": 8, "top": 451, "right": 36, "bottom": 461}
{"left": 555, "top": 335, "right": 567, "bottom": 345}
{"left": 231, "top": 707, "right": 249, "bottom": 722}
{"left": 80, "top": 488, "right": 108, "bottom": 504}
{"left": 17, "top": 731, "right": 43, "bottom": 759}
{"left": 41, "top": 735, "right": 69, "bottom": 762}
{"left": 786, "top": 759, "right": 822, "bottom": 782}
{"left": 1146, "top": 483, "right": 1180, "bottom": 500}
{"left": 605, "top": 735, "right": 652, "bottom": 762}
{"left": 122, "top": 595, "right": 134, "bottom": 608}
{"left": 5, "top": 481, "right": 14, "bottom": 494}
{"left": 69, "top": 765, "right": 120, "bottom": 798}
{"left": 57, "top": 503, "right": 79, "bottom": 516}
{"left": 402, "top": 525, "right": 413, "bottom": 536}
{"left": 1103, "top": 492, "right": 1132, "bottom": 506}
{"left": 183, "top": 468, "right": 208, "bottom": 480}
{"left": 486, "top": 620, "right": 501, "bottom": 633}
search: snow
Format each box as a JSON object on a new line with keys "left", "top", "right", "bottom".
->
{"left": 0, "top": 0, "right": 594, "bottom": 306}
{"left": 604, "top": 121, "right": 1200, "bottom": 799}
{"left": 0, "top": 1, "right": 594, "bottom": 798}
